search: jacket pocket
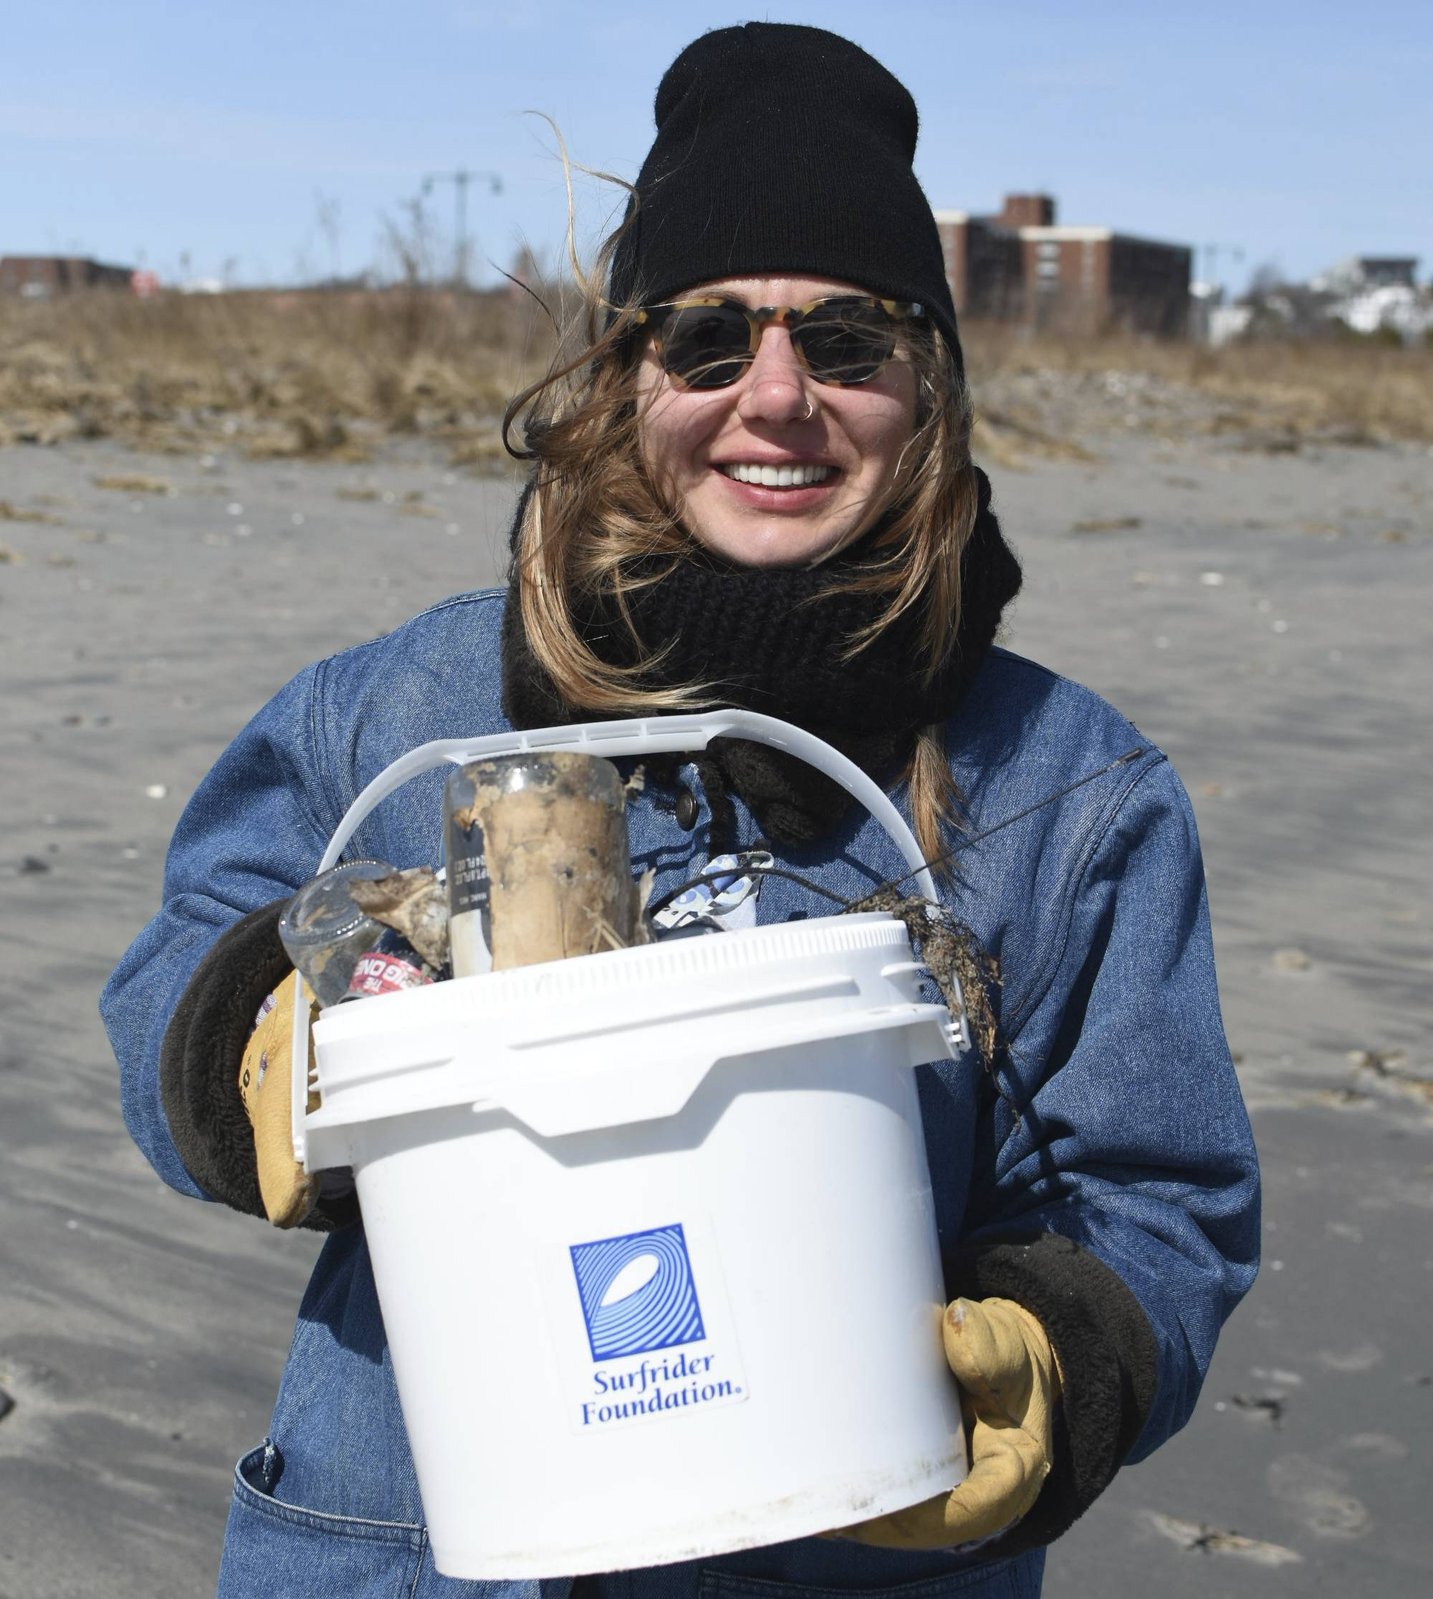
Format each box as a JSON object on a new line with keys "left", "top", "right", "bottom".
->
{"left": 698, "top": 1559, "right": 1043, "bottom": 1599}
{"left": 217, "top": 1442, "right": 426, "bottom": 1599}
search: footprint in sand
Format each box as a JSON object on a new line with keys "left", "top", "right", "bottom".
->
{"left": 1313, "top": 1342, "right": 1383, "bottom": 1373}
{"left": 1266, "top": 1454, "right": 1371, "bottom": 1537}
{"left": 1343, "top": 1432, "right": 1409, "bottom": 1463}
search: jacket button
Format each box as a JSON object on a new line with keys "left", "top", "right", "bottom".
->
{"left": 675, "top": 786, "right": 700, "bottom": 830}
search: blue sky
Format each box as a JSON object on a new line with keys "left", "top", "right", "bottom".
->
{"left": 5, "top": 1, "right": 1428, "bottom": 294}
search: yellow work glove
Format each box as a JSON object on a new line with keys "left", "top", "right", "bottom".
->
{"left": 238, "top": 971, "right": 320, "bottom": 1229}
{"left": 837, "top": 1296, "right": 1059, "bottom": 1550}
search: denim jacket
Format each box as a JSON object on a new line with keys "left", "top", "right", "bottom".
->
{"left": 102, "top": 588, "right": 1259, "bottom": 1599}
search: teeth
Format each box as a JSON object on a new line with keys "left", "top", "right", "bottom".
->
{"left": 721, "top": 463, "right": 832, "bottom": 487}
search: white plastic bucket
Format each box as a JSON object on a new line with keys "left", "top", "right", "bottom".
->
{"left": 297, "top": 712, "right": 968, "bottom": 1578}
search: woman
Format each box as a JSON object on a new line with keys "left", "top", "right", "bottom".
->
{"left": 102, "top": 22, "right": 1258, "bottom": 1599}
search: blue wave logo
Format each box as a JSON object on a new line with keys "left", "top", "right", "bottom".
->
{"left": 570, "top": 1223, "right": 706, "bottom": 1361}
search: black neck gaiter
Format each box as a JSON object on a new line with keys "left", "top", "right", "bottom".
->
{"left": 501, "top": 468, "right": 1021, "bottom": 846}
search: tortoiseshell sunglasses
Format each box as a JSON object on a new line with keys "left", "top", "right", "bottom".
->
{"left": 634, "top": 295, "right": 925, "bottom": 390}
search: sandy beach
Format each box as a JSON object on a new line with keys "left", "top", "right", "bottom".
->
{"left": 2, "top": 426, "right": 1430, "bottom": 1596}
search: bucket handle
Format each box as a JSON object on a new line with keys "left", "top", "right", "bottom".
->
{"left": 293, "top": 710, "right": 946, "bottom": 1164}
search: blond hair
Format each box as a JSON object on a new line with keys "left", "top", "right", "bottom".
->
{"left": 501, "top": 233, "right": 979, "bottom": 873}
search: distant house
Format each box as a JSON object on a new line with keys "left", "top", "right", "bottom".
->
{"left": 1356, "top": 257, "right": 1419, "bottom": 290}
{"left": 0, "top": 256, "right": 136, "bottom": 297}
{"left": 1306, "top": 255, "right": 1429, "bottom": 343}
{"left": 1312, "top": 256, "right": 1419, "bottom": 295}
{"left": 934, "top": 195, "right": 1191, "bottom": 337}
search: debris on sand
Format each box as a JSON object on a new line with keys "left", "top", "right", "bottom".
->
{"left": 1230, "top": 1392, "right": 1286, "bottom": 1425}
{"left": 1071, "top": 515, "right": 1143, "bottom": 534}
{"left": 1348, "top": 1048, "right": 1433, "bottom": 1105}
{"left": 1271, "top": 946, "right": 1312, "bottom": 971}
{"left": 1145, "top": 1511, "right": 1301, "bottom": 1565}
{"left": 93, "top": 473, "right": 174, "bottom": 496}
{"left": 972, "top": 407, "right": 1098, "bottom": 470}
{"left": 0, "top": 500, "right": 61, "bottom": 524}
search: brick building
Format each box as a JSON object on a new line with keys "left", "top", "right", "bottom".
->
{"left": 0, "top": 256, "right": 136, "bottom": 297}
{"left": 935, "top": 195, "right": 1191, "bottom": 336}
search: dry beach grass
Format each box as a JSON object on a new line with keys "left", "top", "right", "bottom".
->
{"left": 964, "top": 322, "right": 1433, "bottom": 450}
{"left": 2, "top": 288, "right": 1431, "bottom": 464}
{"left": 0, "top": 287, "right": 556, "bottom": 462}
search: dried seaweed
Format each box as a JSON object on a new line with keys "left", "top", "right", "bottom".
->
{"left": 848, "top": 887, "right": 1002, "bottom": 1068}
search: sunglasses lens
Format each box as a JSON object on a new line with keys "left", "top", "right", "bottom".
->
{"left": 794, "top": 300, "right": 897, "bottom": 383}
{"left": 651, "top": 298, "right": 907, "bottom": 388}
{"left": 659, "top": 304, "right": 752, "bottom": 389}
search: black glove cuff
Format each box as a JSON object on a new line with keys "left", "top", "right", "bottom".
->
{"left": 950, "top": 1231, "right": 1158, "bottom": 1556}
{"left": 158, "top": 901, "right": 357, "bottom": 1232}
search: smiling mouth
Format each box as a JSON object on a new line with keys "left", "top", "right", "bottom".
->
{"left": 718, "top": 463, "right": 834, "bottom": 487}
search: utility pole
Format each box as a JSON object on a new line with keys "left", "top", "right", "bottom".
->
{"left": 421, "top": 169, "right": 502, "bottom": 288}
{"left": 1201, "top": 242, "right": 1245, "bottom": 300}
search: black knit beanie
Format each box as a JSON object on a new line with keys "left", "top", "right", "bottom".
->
{"left": 610, "top": 23, "right": 962, "bottom": 372}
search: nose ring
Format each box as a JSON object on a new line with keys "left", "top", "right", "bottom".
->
{"left": 800, "top": 398, "right": 815, "bottom": 421}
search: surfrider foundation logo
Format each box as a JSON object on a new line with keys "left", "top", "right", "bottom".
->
{"left": 569, "top": 1223, "right": 706, "bottom": 1362}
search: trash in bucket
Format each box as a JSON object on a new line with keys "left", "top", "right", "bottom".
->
{"left": 297, "top": 713, "right": 968, "bottom": 1578}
